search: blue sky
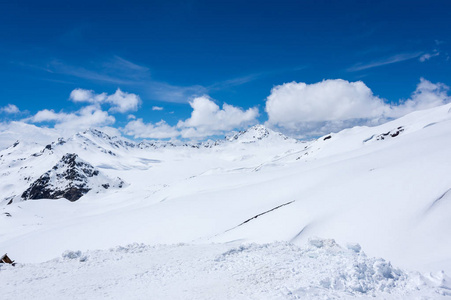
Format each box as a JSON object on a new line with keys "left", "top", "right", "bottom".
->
{"left": 0, "top": 0, "right": 450, "bottom": 140}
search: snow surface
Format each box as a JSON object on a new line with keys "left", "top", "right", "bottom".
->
{"left": 2, "top": 103, "right": 451, "bottom": 298}
{"left": 1, "top": 239, "right": 450, "bottom": 299}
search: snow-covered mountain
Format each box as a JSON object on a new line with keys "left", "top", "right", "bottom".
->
{"left": 0, "top": 124, "right": 298, "bottom": 205}
{"left": 225, "top": 124, "right": 294, "bottom": 143}
{"left": 1, "top": 104, "right": 451, "bottom": 299}
{"left": 21, "top": 153, "right": 125, "bottom": 202}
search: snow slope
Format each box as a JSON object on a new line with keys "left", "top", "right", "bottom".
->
{"left": 1, "top": 103, "right": 451, "bottom": 298}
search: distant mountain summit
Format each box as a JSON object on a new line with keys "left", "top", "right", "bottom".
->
{"left": 226, "top": 124, "right": 293, "bottom": 143}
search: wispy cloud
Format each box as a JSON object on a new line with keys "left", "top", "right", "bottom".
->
{"left": 208, "top": 66, "right": 307, "bottom": 91}
{"left": 208, "top": 73, "right": 262, "bottom": 90}
{"left": 419, "top": 51, "right": 440, "bottom": 62}
{"left": 18, "top": 57, "right": 205, "bottom": 103}
{"left": 46, "top": 58, "right": 144, "bottom": 85}
{"left": 15, "top": 56, "right": 151, "bottom": 85}
{"left": 19, "top": 56, "right": 304, "bottom": 103}
{"left": 348, "top": 52, "right": 423, "bottom": 72}
{"left": 147, "top": 82, "right": 207, "bottom": 103}
{"left": 109, "top": 56, "right": 149, "bottom": 72}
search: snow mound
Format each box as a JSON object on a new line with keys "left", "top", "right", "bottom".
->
{"left": 215, "top": 238, "right": 451, "bottom": 298}
{"left": 0, "top": 239, "right": 449, "bottom": 300}
{"left": 21, "top": 153, "right": 125, "bottom": 201}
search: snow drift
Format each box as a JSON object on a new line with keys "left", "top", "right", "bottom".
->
{"left": 1, "top": 239, "right": 450, "bottom": 299}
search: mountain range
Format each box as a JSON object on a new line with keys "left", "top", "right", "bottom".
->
{"left": 1, "top": 103, "right": 451, "bottom": 299}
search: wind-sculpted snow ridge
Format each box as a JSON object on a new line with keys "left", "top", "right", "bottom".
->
{"left": 21, "top": 153, "right": 125, "bottom": 201}
{"left": 0, "top": 238, "right": 449, "bottom": 300}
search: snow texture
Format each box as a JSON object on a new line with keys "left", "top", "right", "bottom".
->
{"left": 1, "top": 239, "right": 450, "bottom": 300}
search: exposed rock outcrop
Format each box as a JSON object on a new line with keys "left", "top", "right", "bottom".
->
{"left": 22, "top": 153, "right": 124, "bottom": 201}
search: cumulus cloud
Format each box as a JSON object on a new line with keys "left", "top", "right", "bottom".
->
{"left": 265, "top": 79, "right": 389, "bottom": 128}
{"left": 106, "top": 89, "right": 141, "bottom": 113}
{"left": 0, "top": 121, "right": 60, "bottom": 150}
{"left": 123, "top": 96, "right": 259, "bottom": 139}
{"left": 390, "top": 78, "right": 450, "bottom": 118}
{"left": 177, "top": 96, "right": 259, "bottom": 136}
{"left": 152, "top": 106, "right": 164, "bottom": 111}
{"left": 69, "top": 88, "right": 106, "bottom": 103}
{"left": 0, "top": 104, "right": 20, "bottom": 114}
{"left": 26, "top": 105, "right": 115, "bottom": 135}
{"left": 123, "top": 119, "right": 179, "bottom": 139}
{"left": 265, "top": 78, "right": 450, "bottom": 138}
{"left": 69, "top": 88, "right": 141, "bottom": 113}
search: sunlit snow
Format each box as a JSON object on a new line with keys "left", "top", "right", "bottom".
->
{"left": 1, "top": 103, "right": 451, "bottom": 299}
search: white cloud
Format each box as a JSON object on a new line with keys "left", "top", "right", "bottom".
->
{"left": 123, "top": 95, "right": 259, "bottom": 139}
{"left": 265, "top": 78, "right": 450, "bottom": 138}
{"left": 152, "top": 106, "right": 164, "bottom": 111}
{"left": 348, "top": 52, "right": 423, "bottom": 72}
{"left": 70, "top": 88, "right": 106, "bottom": 103}
{"left": 177, "top": 96, "right": 259, "bottom": 137}
{"left": 419, "top": 51, "right": 440, "bottom": 62}
{"left": 390, "top": 78, "right": 450, "bottom": 118}
{"left": 31, "top": 109, "right": 66, "bottom": 122}
{"left": 123, "top": 119, "right": 179, "bottom": 139}
{"left": 106, "top": 89, "right": 141, "bottom": 113}
{"left": 0, "top": 121, "right": 60, "bottom": 150}
{"left": 69, "top": 88, "right": 141, "bottom": 113}
{"left": 265, "top": 79, "right": 388, "bottom": 128}
{"left": 149, "top": 83, "right": 207, "bottom": 103}
{"left": 0, "top": 104, "right": 20, "bottom": 114}
{"left": 26, "top": 105, "right": 115, "bottom": 135}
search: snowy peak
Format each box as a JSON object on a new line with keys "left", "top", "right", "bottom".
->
{"left": 226, "top": 125, "right": 292, "bottom": 144}
{"left": 79, "top": 128, "right": 137, "bottom": 149}
{"left": 21, "top": 153, "right": 124, "bottom": 202}
{"left": 80, "top": 128, "right": 113, "bottom": 141}
{"left": 72, "top": 129, "right": 130, "bottom": 151}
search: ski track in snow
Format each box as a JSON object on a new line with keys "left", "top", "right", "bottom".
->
{"left": 223, "top": 200, "right": 296, "bottom": 233}
{"left": 426, "top": 188, "right": 451, "bottom": 212}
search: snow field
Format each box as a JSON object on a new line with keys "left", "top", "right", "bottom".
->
{"left": 1, "top": 238, "right": 450, "bottom": 300}
{"left": 1, "top": 103, "right": 451, "bottom": 299}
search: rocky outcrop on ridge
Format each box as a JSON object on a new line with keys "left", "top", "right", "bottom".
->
{"left": 22, "top": 153, "right": 124, "bottom": 201}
